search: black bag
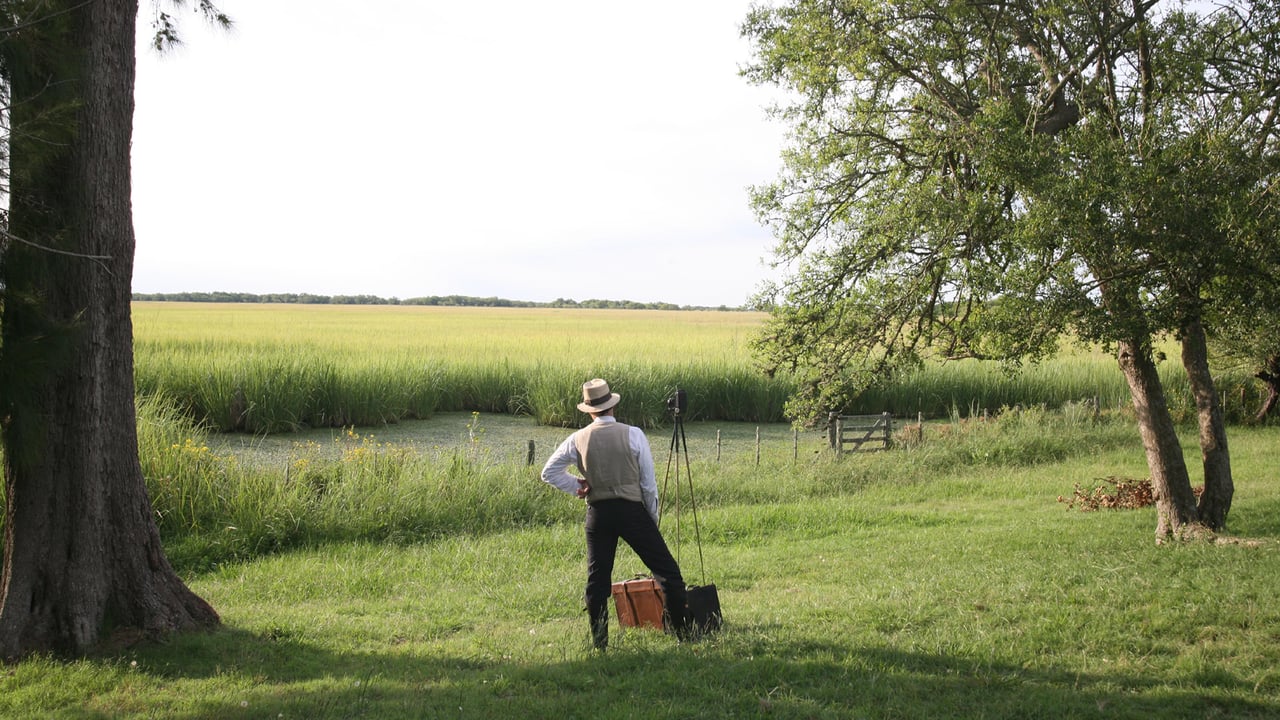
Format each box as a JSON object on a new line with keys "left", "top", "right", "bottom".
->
{"left": 686, "top": 583, "right": 722, "bottom": 635}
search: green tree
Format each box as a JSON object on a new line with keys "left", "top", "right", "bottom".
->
{"left": 1207, "top": 280, "right": 1280, "bottom": 423}
{"left": 0, "top": 0, "right": 228, "bottom": 659}
{"left": 743, "top": 0, "right": 1279, "bottom": 541}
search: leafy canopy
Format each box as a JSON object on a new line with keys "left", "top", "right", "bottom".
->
{"left": 743, "top": 0, "right": 1280, "bottom": 422}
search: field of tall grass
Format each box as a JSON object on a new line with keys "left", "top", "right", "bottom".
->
{"left": 121, "top": 392, "right": 1164, "bottom": 574}
{"left": 131, "top": 302, "right": 1264, "bottom": 434}
{"left": 132, "top": 303, "right": 788, "bottom": 432}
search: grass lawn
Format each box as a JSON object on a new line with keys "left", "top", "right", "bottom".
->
{"left": 4, "top": 415, "right": 1279, "bottom": 719}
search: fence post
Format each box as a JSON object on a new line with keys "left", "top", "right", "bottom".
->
{"left": 755, "top": 426, "right": 761, "bottom": 466}
{"left": 793, "top": 428, "right": 799, "bottom": 461}
{"left": 527, "top": 440, "right": 535, "bottom": 466}
{"left": 716, "top": 429, "right": 721, "bottom": 463}
{"left": 835, "top": 416, "right": 844, "bottom": 456}
{"left": 917, "top": 411, "right": 923, "bottom": 442}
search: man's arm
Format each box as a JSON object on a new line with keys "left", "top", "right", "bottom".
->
{"left": 632, "top": 427, "right": 659, "bottom": 523}
{"left": 541, "top": 434, "right": 587, "bottom": 497}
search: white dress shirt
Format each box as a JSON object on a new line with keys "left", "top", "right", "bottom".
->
{"left": 541, "top": 415, "right": 659, "bottom": 523}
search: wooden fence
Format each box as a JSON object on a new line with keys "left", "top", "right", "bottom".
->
{"left": 826, "top": 412, "right": 894, "bottom": 454}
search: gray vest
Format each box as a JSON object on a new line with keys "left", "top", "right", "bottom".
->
{"left": 574, "top": 422, "right": 642, "bottom": 504}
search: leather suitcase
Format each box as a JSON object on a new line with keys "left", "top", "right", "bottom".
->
{"left": 611, "top": 577, "right": 666, "bottom": 629}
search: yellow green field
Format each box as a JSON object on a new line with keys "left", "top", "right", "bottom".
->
{"left": 131, "top": 302, "right": 1256, "bottom": 434}
{"left": 132, "top": 302, "right": 768, "bottom": 364}
{"left": 132, "top": 302, "right": 788, "bottom": 432}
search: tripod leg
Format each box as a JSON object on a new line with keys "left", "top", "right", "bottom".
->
{"left": 661, "top": 418, "right": 683, "bottom": 557}
{"left": 665, "top": 420, "right": 686, "bottom": 527}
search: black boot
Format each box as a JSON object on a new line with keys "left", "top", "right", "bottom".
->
{"left": 587, "top": 602, "right": 609, "bottom": 650}
{"left": 662, "top": 585, "right": 693, "bottom": 642}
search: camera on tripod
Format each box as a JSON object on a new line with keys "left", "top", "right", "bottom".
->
{"left": 666, "top": 388, "right": 688, "bottom": 415}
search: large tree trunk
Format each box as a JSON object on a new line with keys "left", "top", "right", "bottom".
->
{"left": 1181, "top": 318, "right": 1232, "bottom": 531}
{"left": 0, "top": 0, "right": 218, "bottom": 661}
{"left": 1115, "top": 338, "right": 1203, "bottom": 543}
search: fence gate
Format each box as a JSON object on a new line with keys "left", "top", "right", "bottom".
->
{"left": 827, "top": 412, "right": 893, "bottom": 454}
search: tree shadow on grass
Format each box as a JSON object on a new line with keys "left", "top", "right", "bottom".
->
{"left": 63, "top": 622, "right": 1280, "bottom": 720}
{"left": 1229, "top": 496, "right": 1280, "bottom": 539}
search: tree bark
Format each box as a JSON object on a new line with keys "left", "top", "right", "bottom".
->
{"left": 1254, "top": 355, "right": 1280, "bottom": 422}
{"left": 1115, "top": 338, "right": 1202, "bottom": 543}
{"left": 1181, "top": 318, "right": 1232, "bottom": 531}
{"left": 0, "top": 0, "right": 218, "bottom": 661}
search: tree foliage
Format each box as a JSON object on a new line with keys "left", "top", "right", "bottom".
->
{"left": 147, "top": 0, "right": 231, "bottom": 52}
{"left": 743, "top": 0, "right": 1279, "bottom": 538}
{"left": 745, "top": 0, "right": 1277, "bottom": 420}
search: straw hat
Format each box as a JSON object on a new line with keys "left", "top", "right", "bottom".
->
{"left": 577, "top": 378, "right": 621, "bottom": 413}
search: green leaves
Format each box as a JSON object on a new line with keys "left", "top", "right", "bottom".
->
{"left": 147, "top": 0, "right": 233, "bottom": 53}
{"left": 743, "top": 0, "right": 1280, "bottom": 422}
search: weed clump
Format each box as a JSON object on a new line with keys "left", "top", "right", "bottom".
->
{"left": 1059, "top": 476, "right": 1155, "bottom": 510}
{"left": 1058, "top": 476, "right": 1206, "bottom": 511}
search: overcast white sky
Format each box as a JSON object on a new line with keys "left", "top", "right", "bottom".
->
{"left": 131, "top": 0, "right": 788, "bottom": 307}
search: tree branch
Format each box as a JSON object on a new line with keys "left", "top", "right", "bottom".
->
{"left": 0, "top": 0, "right": 98, "bottom": 36}
{"left": 1, "top": 228, "right": 113, "bottom": 261}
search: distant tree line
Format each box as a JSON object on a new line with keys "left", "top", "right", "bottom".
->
{"left": 130, "top": 291, "right": 747, "bottom": 312}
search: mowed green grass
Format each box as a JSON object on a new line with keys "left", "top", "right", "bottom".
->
{"left": 4, "top": 405, "right": 1279, "bottom": 719}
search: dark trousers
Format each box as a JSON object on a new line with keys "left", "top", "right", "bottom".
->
{"left": 584, "top": 499, "right": 689, "bottom": 647}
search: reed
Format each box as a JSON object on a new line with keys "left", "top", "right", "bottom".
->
{"left": 131, "top": 391, "right": 1154, "bottom": 573}
{"left": 132, "top": 303, "right": 793, "bottom": 431}
{"left": 130, "top": 302, "right": 1262, "bottom": 433}
{"left": 137, "top": 400, "right": 582, "bottom": 571}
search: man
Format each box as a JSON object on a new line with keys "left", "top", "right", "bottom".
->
{"left": 541, "top": 378, "right": 690, "bottom": 650}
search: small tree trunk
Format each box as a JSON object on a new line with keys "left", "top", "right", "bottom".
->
{"left": 1115, "top": 338, "right": 1202, "bottom": 542}
{"left": 0, "top": 0, "right": 218, "bottom": 660}
{"left": 1253, "top": 355, "right": 1280, "bottom": 422}
{"left": 1255, "top": 381, "right": 1280, "bottom": 420}
{"left": 1181, "top": 319, "right": 1232, "bottom": 531}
